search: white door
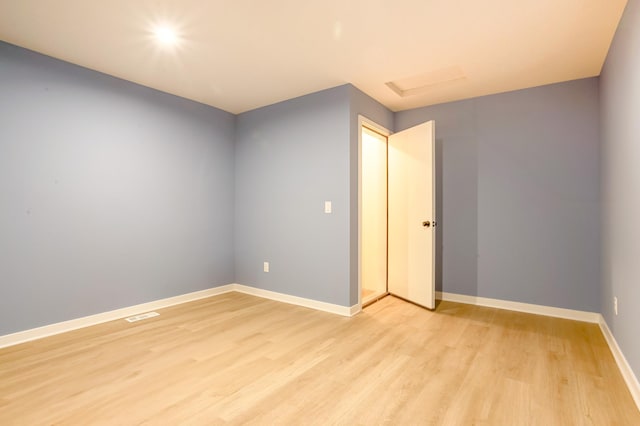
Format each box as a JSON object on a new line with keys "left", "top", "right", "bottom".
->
{"left": 388, "top": 121, "right": 436, "bottom": 309}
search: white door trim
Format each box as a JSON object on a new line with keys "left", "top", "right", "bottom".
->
{"left": 357, "top": 115, "right": 392, "bottom": 311}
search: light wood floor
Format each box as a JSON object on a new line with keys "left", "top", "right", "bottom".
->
{"left": 362, "top": 288, "right": 375, "bottom": 299}
{"left": 362, "top": 288, "right": 387, "bottom": 306}
{"left": 1, "top": 293, "right": 638, "bottom": 425}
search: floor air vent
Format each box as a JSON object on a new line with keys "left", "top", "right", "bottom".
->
{"left": 125, "top": 312, "right": 160, "bottom": 323}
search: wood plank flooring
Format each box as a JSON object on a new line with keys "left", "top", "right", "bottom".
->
{"left": 362, "top": 288, "right": 375, "bottom": 299}
{"left": 0, "top": 293, "right": 638, "bottom": 425}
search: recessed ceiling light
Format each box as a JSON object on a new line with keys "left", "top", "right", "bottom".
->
{"left": 152, "top": 24, "right": 179, "bottom": 46}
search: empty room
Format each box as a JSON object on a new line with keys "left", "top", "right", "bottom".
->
{"left": 1, "top": 0, "right": 639, "bottom": 424}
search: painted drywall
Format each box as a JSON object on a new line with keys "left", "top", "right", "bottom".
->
{"left": 235, "top": 86, "right": 352, "bottom": 306}
{"left": 396, "top": 78, "right": 601, "bottom": 312}
{"left": 0, "top": 37, "right": 605, "bottom": 337}
{"left": 600, "top": 0, "right": 640, "bottom": 379}
{"left": 0, "top": 42, "right": 236, "bottom": 335}
{"left": 349, "top": 86, "right": 394, "bottom": 305}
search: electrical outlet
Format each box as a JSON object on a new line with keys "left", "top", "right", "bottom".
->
{"left": 263, "top": 261, "right": 269, "bottom": 272}
{"left": 614, "top": 296, "right": 618, "bottom": 316}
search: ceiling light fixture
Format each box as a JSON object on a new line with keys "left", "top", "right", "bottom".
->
{"left": 152, "top": 24, "right": 179, "bottom": 47}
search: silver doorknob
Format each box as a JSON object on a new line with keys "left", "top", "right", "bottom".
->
{"left": 422, "top": 221, "right": 431, "bottom": 227}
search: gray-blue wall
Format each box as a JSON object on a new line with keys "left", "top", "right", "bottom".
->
{"left": 234, "top": 84, "right": 394, "bottom": 308}
{"left": 600, "top": 0, "right": 640, "bottom": 380}
{"left": 0, "top": 37, "right": 614, "bottom": 337}
{"left": 0, "top": 42, "right": 236, "bottom": 335}
{"left": 396, "top": 78, "right": 601, "bottom": 312}
{"left": 234, "top": 86, "right": 352, "bottom": 306}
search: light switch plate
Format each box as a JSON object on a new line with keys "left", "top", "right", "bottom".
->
{"left": 324, "top": 201, "right": 332, "bottom": 213}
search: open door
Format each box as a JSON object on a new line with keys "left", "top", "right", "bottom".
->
{"left": 388, "top": 121, "right": 436, "bottom": 309}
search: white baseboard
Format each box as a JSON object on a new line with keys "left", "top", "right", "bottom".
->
{"left": 349, "top": 304, "right": 362, "bottom": 316}
{"left": 436, "top": 291, "right": 601, "bottom": 323}
{"left": 0, "top": 284, "right": 236, "bottom": 349}
{"left": 437, "top": 291, "right": 639, "bottom": 411}
{"left": 0, "top": 284, "right": 358, "bottom": 349}
{"left": 598, "top": 316, "right": 640, "bottom": 410}
{"left": 9, "top": 285, "right": 636, "bottom": 411}
{"left": 232, "top": 284, "right": 357, "bottom": 317}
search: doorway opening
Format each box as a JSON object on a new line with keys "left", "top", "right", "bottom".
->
{"left": 361, "top": 124, "right": 389, "bottom": 306}
{"left": 358, "top": 116, "right": 436, "bottom": 311}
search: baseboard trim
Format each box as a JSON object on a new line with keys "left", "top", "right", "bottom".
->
{"left": 598, "top": 316, "right": 640, "bottom": 410}
{"left": 232, "top": 284, "right": 357, "bottom": 317}
{"left": 0, "top": 284, "right": 358, "bottom": 349}
{"left": 436, "top": 291, "right": 600, "bottom": 323}
{"left": 0, "top": 285, "right": 236, "bottom": 349}
{"left": 436, "top": 291, "right": 639, "bottom": 411}
{"left": 349, "top": 304, "right": 362, "bottom": 316}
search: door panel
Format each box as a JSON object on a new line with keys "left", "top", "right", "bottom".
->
{"left": 388, "top": 121, "right": 435, "bottom": 309}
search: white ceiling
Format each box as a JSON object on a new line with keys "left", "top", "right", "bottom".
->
{"left": 0, "top": 0, "right": 627, "bottom": 114}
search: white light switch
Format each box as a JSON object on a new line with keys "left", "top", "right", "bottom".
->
{"left": 263, "top": 262, "right": 269, "bottom": 272}
{"left": 324, "top": 201, "right": 332, "bottom": 213}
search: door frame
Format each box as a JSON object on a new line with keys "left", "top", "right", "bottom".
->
{"left": 357, "top": 115, "right": 392, "bottom": 310}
